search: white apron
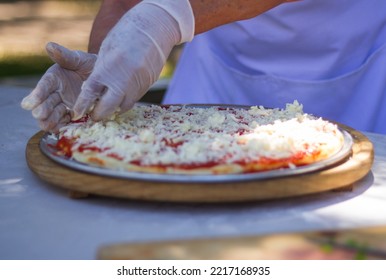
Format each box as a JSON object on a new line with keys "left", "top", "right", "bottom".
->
{"left": 163, "top": 0, "right": 386, "bottom": 134}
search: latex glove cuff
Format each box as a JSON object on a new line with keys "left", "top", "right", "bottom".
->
{"left": 143, "top": 0, "right": 195, "bottom": 43}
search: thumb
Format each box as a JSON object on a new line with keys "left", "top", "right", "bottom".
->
{"left": 72, "top": 77, "right": 105, "bottom": 120}
{"left": 45, "top": 42, "right": 84, "bottom": 71}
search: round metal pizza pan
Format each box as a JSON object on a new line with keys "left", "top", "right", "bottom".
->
{"left": 39, "top": 128, "right": 353, "bottom": 184}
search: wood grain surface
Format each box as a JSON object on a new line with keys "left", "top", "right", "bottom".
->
{"left": 25, "top": 125, "right": 374, "bottom": 203}
{"left": 97, "top": 226, "right": 386, "bottom": 260}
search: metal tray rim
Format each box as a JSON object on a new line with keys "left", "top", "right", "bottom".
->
{"left": 39, "top": 104, "right": 354, "bottom": 183}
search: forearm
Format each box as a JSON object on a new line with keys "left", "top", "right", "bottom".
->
{"left": 88, "top": 0, "right": 291, "bottom": 53}
{"left": 88, "top": 0, "right": 140, "bottom": 53}
{"left": 191, "top": 0, "right": 291, "bottom": 34}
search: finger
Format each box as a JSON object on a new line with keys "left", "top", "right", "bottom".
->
{"left": 46, "top": 42, "right": 82, "bottom": 70}
{"left": 38, "top": 103, "right": 69, "bottom": 132}
{"left": 72, "top": 78, "right": 104, "bottom": 120}
{"left": 119, "top": 90, "right": 140, "bottom": 112}
{"left": 31, "top": 92, "right": 62, "bottom": 120}
{"left": 91, "top": 87, "right": 124, "bottom": 121}
{"left": 21, "top": 72, "right": 60, "bottom": 110}
{"left": 46, "top": 42, "right": 96, "bottom": 78}
{"left": 48, "top": 114, "right": 72, "bottom": 133}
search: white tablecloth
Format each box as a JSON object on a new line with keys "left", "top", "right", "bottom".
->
{"left": 1, "top": 85, "right": 386, "bottom": 259}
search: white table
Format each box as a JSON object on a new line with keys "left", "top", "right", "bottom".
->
{"left": 1, "top": 85, "right": 386, "bottom": 260}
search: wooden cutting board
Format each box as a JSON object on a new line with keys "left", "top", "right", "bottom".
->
{"left": 25, "top": 125, "right": 373, "bottom": 203}
{"left": 97, "top": 226, "right": 386, "bottom": 260}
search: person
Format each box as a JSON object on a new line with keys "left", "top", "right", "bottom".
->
{"left": 19, "top": 0, "right": 299, "bottom": 132}
{"left": 21, "top": 0, "right": 386, "bottom": 134}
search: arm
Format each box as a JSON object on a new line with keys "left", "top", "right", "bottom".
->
{"left": 191, "top": 0, "right": 295, "bottom": 34}
{"left": 88, "top": 0, "right": 140, "bottom": 53}
{"left": 74, "top": 0, "right": 299, "bottom": 120}
{"left": 89, "top": 0, "right": 293, "bottom": 53}
{"left": 22, "top": 0, "right": 296, "bottom": 130}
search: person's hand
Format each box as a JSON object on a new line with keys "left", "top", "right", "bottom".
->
{"left": 72, "top": 0, "right": 195, "bottom": 121}
{"left": 21, "top": 42, "right": 97, "bottom": 132}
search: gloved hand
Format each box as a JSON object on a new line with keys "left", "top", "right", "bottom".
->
{"left": 21, "top": 42, "right": 97, "bottom": 132}
{"left": 72, "top": 0, "right": 195, "bottom": 121}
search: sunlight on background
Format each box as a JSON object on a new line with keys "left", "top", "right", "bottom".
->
{"left": 0, "top": 0, "right": 176, "bottom": 90}
{"left": 0, "top": 0, "right": 100, "bottom": 82}
{"left": 0, "top": 178, "right": 27, "bottom": 196}
{"left": 0, "top": 0, "right": 99, "bottom": 56}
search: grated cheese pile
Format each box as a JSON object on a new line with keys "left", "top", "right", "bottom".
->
{"left": 58, "top": 101, "right": 342, "bottom": 167}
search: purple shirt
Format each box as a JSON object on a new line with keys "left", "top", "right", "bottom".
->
{"left": 164, "top": 0, "right": 386, "bottom": 133}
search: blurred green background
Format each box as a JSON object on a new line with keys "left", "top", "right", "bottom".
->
{"left": 0, "top": 0, "right": 100, "bottom": 82}
{"left": 0, "top": 0, "right": 177, "bottom": 94}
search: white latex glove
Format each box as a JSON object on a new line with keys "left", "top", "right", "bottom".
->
{"left": 21, "top": 42, "right": 97, "bottom": 132}
{"left": 72, "top": 0, "right": 195, "bottom": 121}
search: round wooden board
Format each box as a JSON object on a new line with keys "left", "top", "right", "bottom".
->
{"left": 26, "top": 126, "right": 374, "bottom": 203}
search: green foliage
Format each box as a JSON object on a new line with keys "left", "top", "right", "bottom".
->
{"left": 0, "top": 0, "right": 100, "bottom": 2}
{"left": 0, "top": 55, "right": 53, "bottom": 77}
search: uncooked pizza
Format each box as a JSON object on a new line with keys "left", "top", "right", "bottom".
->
{"left": 53, "top": 101, "right": 344, "bottom": 175}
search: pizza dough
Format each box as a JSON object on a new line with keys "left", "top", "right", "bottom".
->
{"left": 54, "top": 101, "right": 344, "bottom": 175}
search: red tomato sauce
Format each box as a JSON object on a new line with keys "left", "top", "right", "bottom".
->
{"left": 56, "top": 135, "right": 321, "bottom": 173}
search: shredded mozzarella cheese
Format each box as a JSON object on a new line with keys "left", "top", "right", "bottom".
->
{"left": 58, "top": 101, "right": 342, "bottom": 166}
